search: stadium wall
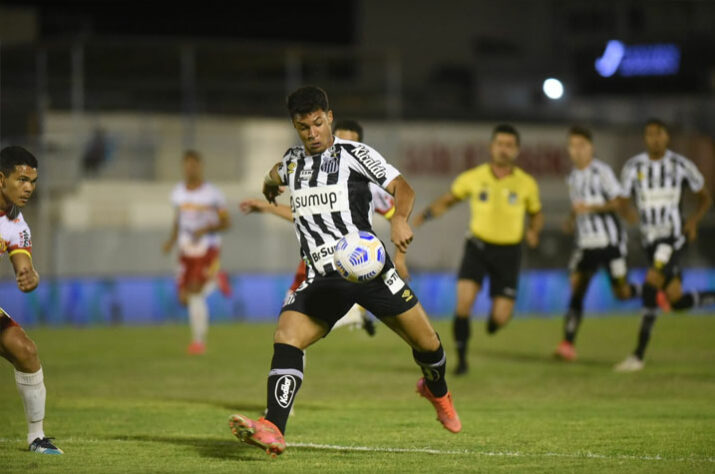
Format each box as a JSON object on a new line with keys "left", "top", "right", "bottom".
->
{"left": 3, "top": 268, "right": 715, "bottom": 327}
{"left": 21, "top": 112, "right": 712, "bottom": 280}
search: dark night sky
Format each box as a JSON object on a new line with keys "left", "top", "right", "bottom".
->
{"left": 2, "top": 1, "right": 356, "bottom": 43}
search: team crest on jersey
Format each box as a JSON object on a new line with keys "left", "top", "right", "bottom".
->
{"left": 287, "top": 162, "right": 297, "bottom": 174}
{"left": 320, "top": 158, "right": 339, "bottom": 174}
{"left": 508, "top": 191, "right": 518, "bottom": 204}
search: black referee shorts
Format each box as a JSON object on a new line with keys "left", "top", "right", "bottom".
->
{"left": 645, "top": 237, "right": 686, "bottom": 283}
{"left": 281, "top": 256, "right": 418, "bottom": 329}
{"left": 457, "top": 237, "right": 521, "bottom": 299}
{"left": 569, "top": 245, "right": 629, "bottom": 285}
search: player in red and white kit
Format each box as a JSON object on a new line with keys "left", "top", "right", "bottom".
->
{"left": 240, "top": 120, "right": 410, "bottom": 335}
{"left": 163, "top": 150, "right": 231, "bottom": 355}
{"left": 0, "top": 146, "right": 63, "bottom": 454}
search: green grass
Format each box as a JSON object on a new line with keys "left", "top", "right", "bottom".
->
{"left": 1, "top": 315, "right": 714, "bottom": 473}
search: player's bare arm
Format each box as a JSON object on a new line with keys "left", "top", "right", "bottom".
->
{"left": 684, "top": 187, "right": 712, "bottom": 241}
{"left": 10, "top": 251, "right": 39, "bottom": 293}
{"left": 413, "top": 192, "right": 461, "bottom": 228}
{"left": 562, "top": 209, "right": 576, "bottom": 234}
{"left": 262, "top": 162, "right": 284, "bottom": 204}
{"left": 525, "top": 211, "right": 544, "bottom": 248}
{"left": 240, "top": 198, "right": 293, "bottom": 222}
{"left": 194, "top": 209, "right": 231, "bottom": 238}
{"left": 394, "top": 248, "right": 410, "bottom": 281}
{"left": 162, "top": 215, "right": 179, "bottom": 254}
{"left": 385, "top": 176, "right": 415, "bottom": 253}
{"left": 572, "top": 198, "right": 621, "bottom": 215}
{"left": 615, "top": 197, "right": 639, "bottom": 224}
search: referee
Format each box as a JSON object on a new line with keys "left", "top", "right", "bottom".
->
{"left": 414, "top": 124, "right": 543, "bottom": 375}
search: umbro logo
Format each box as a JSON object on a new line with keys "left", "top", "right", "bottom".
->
{"left": 401, "top": 289, "right": 413, "bottom": 302}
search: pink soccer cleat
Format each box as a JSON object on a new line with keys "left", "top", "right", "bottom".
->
{"left": 228, "top": 414, "right": 286, "bottom": 457}
{"left": 187, "top": 341, "right": 206, "bottom": 355}
{"left": 416, "top": 378, "right": 462, "bottom": 433}
{"left": 554, "top": 340, "right": 577, "bottom": 361}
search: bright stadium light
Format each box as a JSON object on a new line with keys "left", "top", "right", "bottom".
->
{"left": 542, "top": 78, "right": 564, "bottom": 100}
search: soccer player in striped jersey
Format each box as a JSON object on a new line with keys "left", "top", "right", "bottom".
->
{"left": 228, "top": 86, "right": 460, "bottom": 457}
{"left": 0, "top": 146, "right": 63, "bottom": 454}
{"left": 615, "top": 119, "right": 714, "bottom": 372}
{"left": 239, "top": 119, "right": 410, "bottom": 336}
{"left": 414, "top": 124, "right": 543, "bottom": 375}
{"left": 162, "top": 151, "right": 231, "bottom": 355}
{"left": 555, "top": 126, "right": 642, "bottom": 361}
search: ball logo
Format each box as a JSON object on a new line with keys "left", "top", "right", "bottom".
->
{"left": 274, "top": 375, "right": 297, "bottom": 409}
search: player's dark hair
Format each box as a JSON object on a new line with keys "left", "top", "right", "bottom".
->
{"left": 183, "top": 150, "right": 202, "bottom": 161}
{"left": 287, "top": 86, "right": 329, "bottom": 118}
{"left": 492, "top": 124, "right": 520, "bottom": 145}
{"left": 568, "top": 125, "right": 593, "bottom": 142}
{"left": 0, "top": 146, "right": 38, "bottom": 176}
{"left": 333, "top": 119, "right": 363, "bottom": 141}
{"left": 644, "top": 118, "right": 669, "bottom": 134}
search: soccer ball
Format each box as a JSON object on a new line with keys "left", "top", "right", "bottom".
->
{"left": 333, "top": 231, "right": 386, "bottom": 283}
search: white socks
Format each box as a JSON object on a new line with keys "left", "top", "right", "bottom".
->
{"left": 188, "top": 294, "right": 209, "bottom": 344}
{"left": 15, "top": 367, "right": 46, "bottom": 445}
{"left": 333, "top": 305, "right": 366, "bottom": 330}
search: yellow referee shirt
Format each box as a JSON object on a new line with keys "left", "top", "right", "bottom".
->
{"left": 451, "top": 163, "right": 541, "bottom": 245}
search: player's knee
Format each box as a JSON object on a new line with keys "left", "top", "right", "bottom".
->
{"left": 413, "top": 332, "right": 440, "bottom": 352}
{"left": 13, "top": 336, "right": 39, "bottom": 368}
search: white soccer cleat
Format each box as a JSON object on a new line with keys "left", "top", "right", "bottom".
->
{"left": 614, "top": 355, "right": 645, "bottom": 372}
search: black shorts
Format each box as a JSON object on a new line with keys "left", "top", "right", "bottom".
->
{"left": 281, "top": 256, "right": 418, "bottom": 329}
{"left": 569, "top": 245, "right": 629, "bottom": 285}
{"left": 644, "top": 237, "right": 686, "bottom": 282}
{"left": 457, "top": 237, "right": 521, "bottom": 299}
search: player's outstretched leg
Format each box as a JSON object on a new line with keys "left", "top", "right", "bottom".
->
{"left": 1, "top": 318, "right": 63, "bottom": 454}
{"left": 452, "top": 316, "right": 470, "bottom": 374}
{"left": 229, "top": 311, "right": 323, "bottom": 456}
{"left": 555, "top": 292, "right": 585, "bottom": 361}
{"left": 186, "top": 292, "right": 208, "bottom": 355}
{"left": 615, "top": 282, "right": 658, "bottom": 372}
{"left": 384, "top": 303, "right": 461, "bottom": 433}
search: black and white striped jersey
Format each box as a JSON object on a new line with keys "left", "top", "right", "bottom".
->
{"left": 621, "top": 150, "right": 705, "bottom": 247}
{"left": 567, "top": 158, "right": 626, "bottom": 249}
{"left": 276, "top": 136, "right": 400, "bottom": 276}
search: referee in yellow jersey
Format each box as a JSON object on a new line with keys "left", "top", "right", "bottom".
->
{"left": 414, "top": 124, "right": 543, "bottom": 375}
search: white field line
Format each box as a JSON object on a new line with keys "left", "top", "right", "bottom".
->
{"left": 288, "top": 442, "right": 715, "bottom": 463}
{"left": 1, "top": 437, "right": 713, "bottom": 463}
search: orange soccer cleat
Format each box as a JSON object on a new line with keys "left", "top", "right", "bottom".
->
{"left": 228, "top": 414, "right": 286, "bottom": 457}
{"left": 416, "top": 378, "right": 462, "bottom": 433}
{"left": 554, "top": 340, "right": 577, "bottom": 361}
{"left": 187, "top": 341, "right": 206, "bottom": 355}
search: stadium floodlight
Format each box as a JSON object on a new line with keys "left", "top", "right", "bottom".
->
{"left": 542, "top": 78, "right": 564, "bottom": 100}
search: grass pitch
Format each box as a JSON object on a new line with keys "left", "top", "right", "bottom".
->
{"left": 1, "top": 315, "right": 714, "bottom": 473}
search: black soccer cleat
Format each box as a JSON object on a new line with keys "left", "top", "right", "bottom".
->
{"left": 454, "top": 360, "right": 468, "bottom": 376}
{"left": 29, "top": 437, "right": 64, "bottom": 455}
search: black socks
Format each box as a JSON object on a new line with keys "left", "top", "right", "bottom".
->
{"left": 265, "top": 343, "right": 303, "bottom": 434}
{"left": 413, "top": 342, "right": 448, "bottom": 397}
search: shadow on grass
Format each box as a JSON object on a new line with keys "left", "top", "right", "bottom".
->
{"left": 110, "top": 434, "right": 266, "bottom": 462}
{"left": 474, "top": 348, "right": 613, "bottom": 368}
{"left": 164, "top": 397, "right": 332, "bottom": 414}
